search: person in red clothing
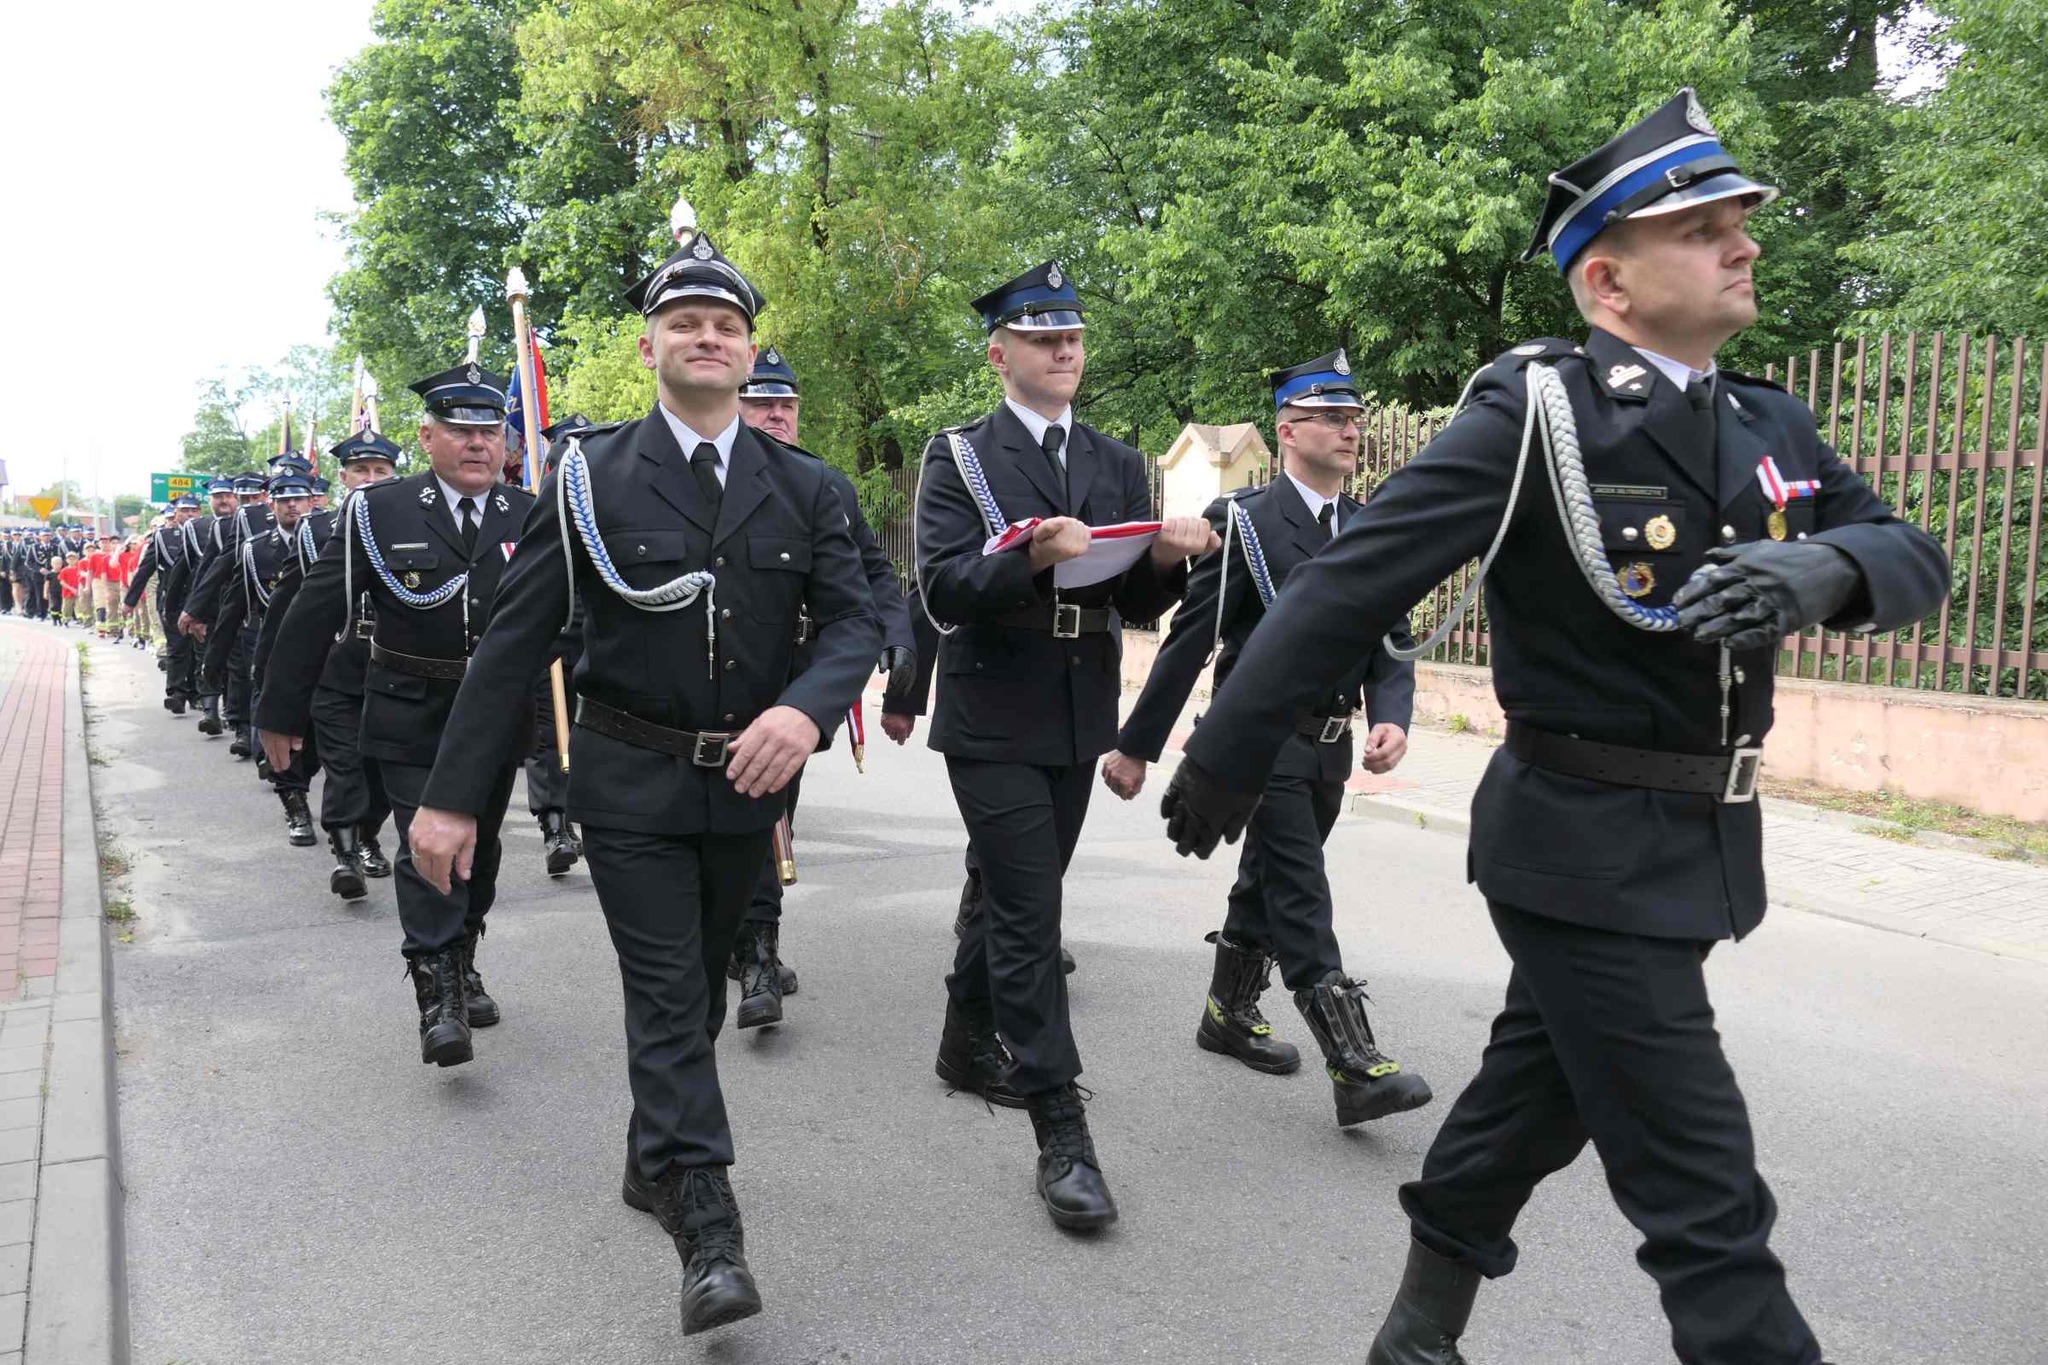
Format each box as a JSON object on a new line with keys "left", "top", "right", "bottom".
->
{"left": 86, "top": 533, "right": 125, "bottom": 638}
{"left": 120, "top": 534, "right": 153, "bottom": 649}
{"left": 55, "top": 555, "right": 86, "bottom": 627}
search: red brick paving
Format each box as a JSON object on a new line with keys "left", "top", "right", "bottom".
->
{"left": 0, "top": 626, "right": 69, "bottom": 1001}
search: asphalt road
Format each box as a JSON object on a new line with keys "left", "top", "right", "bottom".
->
{"left": 85, "top": 637, "right": 2047, "bottom": 1364}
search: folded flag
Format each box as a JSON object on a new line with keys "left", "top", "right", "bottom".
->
{"left": 983, "top": 518, "right": 1163, "bottom": 588}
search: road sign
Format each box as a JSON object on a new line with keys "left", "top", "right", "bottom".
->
{"left": 26, "top": 497, "right": 57, "bottom": 520}
{"left": 149, "top": 472, "right": 202, "bottom": 503}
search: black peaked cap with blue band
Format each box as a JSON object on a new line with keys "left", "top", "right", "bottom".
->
{"left": 972, "top": 260, "right": 1085, "bottom": 334}
{"left": 269, "top": 472, "right": 315, "bottom": 499}
{"left": 539, "top": 414, "right": 594, "bottom": 444}
{"left": 206, "top": 475, "right": 235, "bottom": 495}
{"left": 626, "top": 232, "right": 766, "bottom": 325}
{"left": 409, "top": 363, "right": 509, "bottom": 427}
{"left": 740, "top": 347, "right": 799, "bottom": 399}
{"left": 330, "top": 430, "right": 405, "bottom": 466}
{"left": 269, "top": 453, "right": 313, "bottom": 477}
{"left": 171, "top": 494, "right": 200, "bottom": 510}
{"left": 1270, "top": 349, "right": 1363, "bottom": 411}
{"left": 231, "top": 472, "right": 269, "bottom": 496}
{"left": 1526, "top": 87, "right": 1778, "bottom": 272}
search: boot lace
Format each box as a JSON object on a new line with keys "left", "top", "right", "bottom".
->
{"left": 1034, "top": 1086, "right": 1099, "bottom": 1169}
{"left": 676, "top": 1168, "right": 744, "bottom": 1266}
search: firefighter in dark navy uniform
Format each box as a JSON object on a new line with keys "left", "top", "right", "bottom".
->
{"left": 727, "top": 344, "right": 919, "bottom": 1030}
{"left": 914, "top": 260, "right": 1215, "bottom": 1232}
{"left": 255, "top": 365, "right": 536, "bottom": 1068}
{"left": 186, "top": 471, "right": 274, "bottom": 756}
{"left": 403, "top": 232, "right": 880, "bottom": 1338}
{"left": 1157, "top": 90, "right": 1948, "bottom": 1365}
{"left": 124, "top": 492, "right": 204, "bottom": 713}
{"left": 1110, "top": 349, "right": 1432, "bottom": 1130}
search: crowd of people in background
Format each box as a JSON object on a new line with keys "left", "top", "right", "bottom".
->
{"left": 0, "top": 524, "right": 158, "bottom": 645}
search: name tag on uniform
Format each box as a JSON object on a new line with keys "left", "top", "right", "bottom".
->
{"left": 1591, "top": 483, "right": 1668, "bottom": 500}
{"left": 392, "top": 542, "right": 430, "bottom": 551}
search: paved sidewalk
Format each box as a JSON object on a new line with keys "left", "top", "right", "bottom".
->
{"left": 0, "top": 623, "right": 123, "bottom": 1365}
{"left": 1346, "top": 725, "right": 2048, "bottom": 962}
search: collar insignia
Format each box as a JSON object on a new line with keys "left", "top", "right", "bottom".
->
{"left": 418, "top": 486, "right": 437, "bottom": 506}
{"left": 1607, "top": 363, "right": 1647, "bottom": 391}
{"left": 493, "top": 493, "right": 509, "bottom": 514}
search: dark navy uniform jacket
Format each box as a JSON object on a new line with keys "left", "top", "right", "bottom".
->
{"left": 788, "top": 450, "right": 915, "bottom": 754}
{"left": 1120, "top": 474, "right": 1417, "bottom": 786}
{"left": 418, "top": 409, "right": 880, "bottom": 836}
{"left": 1184, "top": 327, "right": 1950, "bottom": 941}
{"left": 122, "top": 524, "right": 189, "bottom": 612}
{"left": 185, "top": 508, "right": 274, "bottom": 630}
{"left": 257, "top": 473, "right": 535, "bottom": 767}
{"left": 915, "top": 403, "right": 1187, "bottom": 766}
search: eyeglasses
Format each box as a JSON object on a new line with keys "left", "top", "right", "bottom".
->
{"left": 1287, "top": 412, "right": 1363, "bottom": 432}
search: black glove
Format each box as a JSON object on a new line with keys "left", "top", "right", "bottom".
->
{"left": 1158, "top": 756, "right": 1261, "bottom": 859}
{"left": 1672, "top": 539, "right": 1863, "bottom": 652}
{"left": 879, "top": 646, "right": 918, "bottom": 702}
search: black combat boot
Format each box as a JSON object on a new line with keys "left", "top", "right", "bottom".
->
{"left": 1026, "top": 1083, "right": 1118, "bottom": 1231}
{"left": 329, "top": 827, "right": 367, "bottom": 901}
{"left": 934, "top": 996, "right": 1027, "bottom": 1108}
{"left": 1195, "top": 931, "right": 1301, "bottom": 1074}
{"left": 459, "top": 926, "right": 500, "bottom": 1028}
{"left": 280, "top": 790, "right": 317, "bottom": 847}
{"left": 621, "top": 1146, "right": 679, "bottom": 1233}
{"left": 657, "top": 1166, "right": 762, "bottom": 1336}
{"left": 1295, "top": 971, "right": 1433, "bottom": 1126}
{"left": 729, "top": 921, "right": 783, "bottom": 1029}
{"left": 167, "top": 696, "right": 187, "bottom": 716}
{"left": 954, "top": 868, "right": 1076, "bottom": 975}
{"left": 540, "top": 810, "right": 579, "bottom": 876}
{"left": 358, "top": 827, "right": 392, "bottom": 878}
{"left": 407, "top": 949, "right": 472, "bottom": 1067}
{"left": 196, "top": 696, "right": 222, "bottom": 736}
{"left": 1365, "top": 1238, "right": 1482, "bottom": 1365}
{"left": 228, "top": 729, "right": 252, "bottom": 759}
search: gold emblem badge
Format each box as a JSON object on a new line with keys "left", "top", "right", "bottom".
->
{"left": 402, "top": 571, "right": 422, "bottom": 589}
{"left": 1643, "top": 514, "right": 1677, "bottom": 551}
{"left": 1766, "top": 508, "right": 1788, "bottom": 541}
{"left": 1617, "top": 562, "right": 1656, "bottom": 599}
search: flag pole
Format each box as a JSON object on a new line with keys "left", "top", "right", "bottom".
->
{"left": 505, "top": 267, "right": 573, "bottom": 774}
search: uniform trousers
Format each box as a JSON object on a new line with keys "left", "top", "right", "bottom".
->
{"left": 524, "top": 739, "right": 569, "bottom": 818}
{"left": 311, "top": 685, "right": 388, "bottom": 836}
{"left": 161, "top": 623, "right": 197, "bottom": 701}
{"left": 943, "top": 757, "right": 1091, "bottom": 1094}
{"left": 21, "top": 576, "right": 43, "bottom": 619}
{"left": 1221, "top": 739, "right": 1347, "bottom": 991}
{"left": 383, "top": 758, "right": 516, "bottom": 957}
{"left": 0, "top": 578, "right": 13, "bottom": 612}
{"left": 1401, "top": 901, "right": 1820, "bottom": 1365}
{"left": 744, "top": 766, "right": 803, "bottom": 925}
{"left": 224, "top": 623, "right": 256, "bottom": 730}
{"left": 583, "top": 824, "right": 770, "bottom": 1177}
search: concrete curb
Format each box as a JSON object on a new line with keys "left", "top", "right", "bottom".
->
{"left": 1348, "top": 788, "right": 1470, "bottom": 836}
{"left": 26, "top": 645, "right": 126, "bottom": 1364}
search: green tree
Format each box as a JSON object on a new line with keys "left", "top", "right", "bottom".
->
{"left": 180, "top": 376, "right": 256, "bottom": 474}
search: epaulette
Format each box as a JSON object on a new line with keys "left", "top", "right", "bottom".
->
{"left": 1718, "top": 368, "right": 1786, "bottom": 394}
{"left": 1492, "top": 338, "right": 1585, "bottom": 369}
{"left": 770, "top": 438, "right": 826, "bottom": 463}
{"left": 1226, "top": 484, "right": 1263, "bottom": 502}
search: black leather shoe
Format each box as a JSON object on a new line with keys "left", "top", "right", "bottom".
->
{"left": 540, "top": 811, "right": 579, "bottom": 876}
{"left": 935, "top": 997, "right": 1027, "bottom": 1108}
{"left": 1195, "top": 931, "right": 1301, "bottom": 1074}
{"left": 1365, "top": 1239, "right": 1481, "bottom": 1365}
{"left": 459, "top": 927, "right": 500, "bottom": 1028}
{"left": 1296, "top": 972, "right": 1433, "bottom": 1125}
{"left": 329, "top": 828, "right": 368, "bottom": 902}
{"left": 1027, "top": 1083, "right": 1118, "bottom": 1230}
{"left": 407, "top": 950, "right": 472, "bottom": 1067}
{"left": 659, "top": 1167, "right": 762, "bottom": 1336}
{"left": 196, "top": 698, "right": 222, "bottom": 736}
{"left": 358, "top": 829, "right": 392, "bottom": 878}
{"left": 281, "top": 791, "right": 317, "bottom": 847}
{"left": 730, "top": 922, "right": 783, "bottom": 1029}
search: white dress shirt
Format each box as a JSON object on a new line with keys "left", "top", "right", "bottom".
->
{"left": 1285, "top": 471, "right": 1341, "bottom": 538}
{"left": 1004, "top": 398, "right": 1075, "bottom": 467}
{"left": 434, "top": 475, "right": 489, "bottom": 539}
{"left": 657, "top": 405, "right": 741, "bottom": 487}
{"left": 1635, "top": 345, "right": 1717, "bottom": 394}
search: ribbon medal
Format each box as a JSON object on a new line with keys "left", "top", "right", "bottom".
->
{"left": 1755, "top": 455, "right": 1792, "bottom": 539}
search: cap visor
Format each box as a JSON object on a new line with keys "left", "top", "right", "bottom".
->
{"left": 433, "top": 407, "right": 507, "bottom": 426}
{"left": 1284, "top": 393, "right": 1365, "bottom": 410}
{"left": 740, "top": 382, "right": 799, "bottom": 399}
{"left": 997, "top": 310, "right": 1086, "bottom": 332}
{"left": 1626, "top": 175, "right": 1778, "bottom": 219}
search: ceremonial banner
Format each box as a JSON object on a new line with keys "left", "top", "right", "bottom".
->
{"left": 982, "top": 518, "right": 1163, "bottom": 588}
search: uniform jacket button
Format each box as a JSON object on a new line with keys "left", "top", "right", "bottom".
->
{"left": 724, "top": 659, "right": 736, "bottom": 671}
{"left": 714, "top": 555, "right": 726, "bottom": 568}
{"left": 720, "top": 608, "right": 731, "bottom": 619}
{"left": 636, "top": 544, "right": 646, "bottom": 556}
{"left": 1622, "top": 526, "right": 1639, "bottom": 542}
{"left": 778, "top": 551, "right": 790, "bottom": 562}
{"left": 723, "top": 713, "right": 736, "bottom": 724}
{"left": 1721, "top": 525, "right": 1737, "bottom": 542}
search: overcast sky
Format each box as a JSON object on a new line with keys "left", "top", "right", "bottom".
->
{"left": 0, "top": 1, "right": 371, "bottom": 507}
{"left": 0, "top": 2, "right": 1939, "bottom": 512}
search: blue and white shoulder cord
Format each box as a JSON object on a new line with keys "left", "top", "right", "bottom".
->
{"left": 911, "top": 430, "right": 1008, "bottom": 639}
{"left": 556, "top": 437, "right": 719, "bottom": 678}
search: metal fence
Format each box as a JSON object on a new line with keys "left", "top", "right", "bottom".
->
{"left": 873, "top": 333, "right": 2048, "bottom": 702}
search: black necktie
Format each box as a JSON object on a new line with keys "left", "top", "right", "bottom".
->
{"left": 1040, "top": 425, "right": 1068, "bottom": 511}
{"left": 1686, "top": 377, "right": 1714, "bottom": 412}
{"left": 690, "top": 442, "right": 724, "bottom": 512}
{"left": 456, "top": 496, "right": 478, "bottom": 556}
{"left": 1316, "top": 502, "right": 1334, "bottom": 540}
{"left": 1671, "top": 375, "right": 1720, "bottom": 497}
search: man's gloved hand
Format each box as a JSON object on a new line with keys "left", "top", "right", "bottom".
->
{"left": 1158, "top": 756, "right": 1261, "bottom": 859}
{"left": 879, "top": 646, "right": 918, "bottom": 703}
{"left": 1672, "top": 540, "right": 1863, "bottom": 652}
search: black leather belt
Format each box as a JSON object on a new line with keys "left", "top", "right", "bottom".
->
{"left": 995, "top": 602, "right": 1113, "bottom": 639}
{"left": 1506, "top": 722, "right": 1761, "bottom": 804}
{"left": 369, "top": 641, "right": 468, "bottom": 682}
{"left": 575, "top": 697, "right": 735, "bottom": 768}
{"left": 1297, "top": 713, "right": 1355, "bottom": 744}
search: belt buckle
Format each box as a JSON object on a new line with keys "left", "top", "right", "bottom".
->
{"left": 1318, "top": 715, "right": 1351, "bottom": 744}
{"left": 1052, "top": 602, "right": 1082, "bottom": 639}
{"left": 1721, "top": 747, "right": 1762, "bottom": 803}
{"left": 691, "top": 731, "right": 732, "bottom": 768}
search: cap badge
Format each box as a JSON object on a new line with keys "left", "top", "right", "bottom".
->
{"left": 1333, "top": 350, "right": 1351, "bottom": 376}
{"left": 1607, "top": 363, "right": 1647, "bottom": 392}
{"left": 1684, "top": 89, "right": 1716, "bottom": 136}
{"left": 692, "top": 239, "right": 714, "bottom": 261}
{"left": 465, "top": 363, "right": 482, "bottom": 385}
{"left": 764, "top": 349, "right": 781, "bottom": 365}
{"left": 1046, "top": 262, "right": 1063, "bottom": 289}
